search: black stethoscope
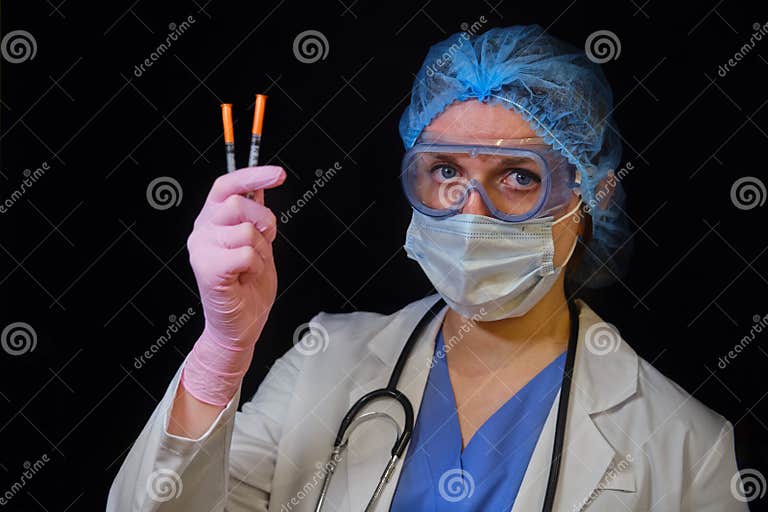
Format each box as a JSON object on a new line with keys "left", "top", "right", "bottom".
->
{"left": 314, "top": 298, "right": 579, "bottom": 512}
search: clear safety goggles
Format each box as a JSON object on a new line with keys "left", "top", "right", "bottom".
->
{"left": 401, "top": 132, "right": 581, "bottom": 222}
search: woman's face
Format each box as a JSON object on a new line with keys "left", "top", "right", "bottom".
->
{"left": 425, "top": 100, "right": 583, "bottom": 267}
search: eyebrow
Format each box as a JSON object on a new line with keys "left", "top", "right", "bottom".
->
{"left": 427, "top": 153, "right": 537, "bottom": 166}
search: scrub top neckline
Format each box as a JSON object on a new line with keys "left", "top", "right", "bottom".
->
{"left": 389, "top": 329, "right": 567, "bottom": 511}
{"left": 437, "top": 328, "right": 568, "bottom": 455}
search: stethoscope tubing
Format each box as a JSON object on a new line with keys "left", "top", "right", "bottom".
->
{"left": 314, "top": 297, "right": 579, "bottom": 512}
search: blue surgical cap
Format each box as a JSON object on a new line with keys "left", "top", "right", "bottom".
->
{"left": 399, "top": 24, "right": 633, "bottom": 289}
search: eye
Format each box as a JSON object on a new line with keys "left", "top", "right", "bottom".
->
{"left": 430, "top": 165, "right": 460, "bottom": 183}
{"left": 505, "top": 169, "right": 541, "bottom": 190}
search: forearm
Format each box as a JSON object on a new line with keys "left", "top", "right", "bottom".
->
{"left": 108, "top": 356, "right": 242, "bottom": 511}
{"left": 167, "top": 380, "right": 227, "bottom": 439}
{"left": 167, "top": 329, "right": 254, "bottom": 439}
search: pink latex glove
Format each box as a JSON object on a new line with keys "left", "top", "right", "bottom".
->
{"left": 181, "top": 165, "right": 286, "bottom": 406}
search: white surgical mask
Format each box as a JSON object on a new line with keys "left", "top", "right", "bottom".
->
{"left": 404, "top": 201, "right": 582, "bottom": 321}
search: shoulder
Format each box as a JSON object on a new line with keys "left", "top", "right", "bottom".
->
{"left": 290, "top": 294, "right": 441, "bottom": 361}
{"left": 578, "top": 301, "right": 734, "bottom": 480}
{"left": 311, "top": 309, "right": 389, "bottom": 343}
{"left": 629, "top": 352, "right": 742, "bottom": 507}
{"left": 635, "top": 354, "right": 728, "bottom": 438}
{"left": 578, "top": 300, "right": 746, "bottom": 512}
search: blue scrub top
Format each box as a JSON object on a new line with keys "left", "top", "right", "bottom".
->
{"left": 390, "top": 330, "right": 566, "bottom": 511}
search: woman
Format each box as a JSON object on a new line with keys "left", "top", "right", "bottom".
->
{"left": 108, "top": 25, "right": 747, "bottom": 511}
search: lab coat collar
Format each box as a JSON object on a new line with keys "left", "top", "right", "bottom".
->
{"left": 511, "top": 297, "right": 639, "bottom": 510}
{"left": 366, "top": 294, "right": 639, "bottom": 415}
{"left": 569, "top": 298, "right": 639, "bottom": 414}
{"left": 346, "top": 295, "right": 448, "bottom": 511}
{"left": 348, "top": 294, "right": 639, "bottom": 511}
{"left": 365, "top": 294, "right": 446, "bottom": 368}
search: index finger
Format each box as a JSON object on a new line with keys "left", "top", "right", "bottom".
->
{"left": 208, "top": 166, "right": 286, "bottom": 204}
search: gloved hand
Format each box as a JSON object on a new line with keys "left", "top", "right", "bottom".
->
{"left": 181, "top": 165, "right": 286, "bottom": 406}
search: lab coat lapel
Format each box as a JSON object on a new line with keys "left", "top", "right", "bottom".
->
{"left": 513, "top": 299, "right": 638, "bottom": 512}
{"left": 345, "top": 295, "right": 448, "bottom": 512}
{"left": 343, "top": 296, "right": 637, "bottom": 511}
{"left": 511, "top": 391, "right": 618, "bottom": 512}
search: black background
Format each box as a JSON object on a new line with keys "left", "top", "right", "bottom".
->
{"left": 2, "top": 0, "right": 768, "bottom": 510}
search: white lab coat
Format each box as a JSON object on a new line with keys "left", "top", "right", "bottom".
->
{"left": 107, "top": 295, "right": 749, "bottom": 511}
